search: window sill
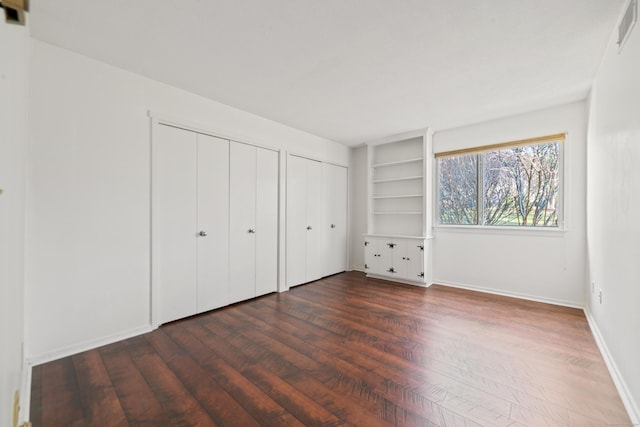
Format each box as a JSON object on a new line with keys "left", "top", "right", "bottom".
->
{"left": 433, "top": 224, "right": 567, "bottom": 237}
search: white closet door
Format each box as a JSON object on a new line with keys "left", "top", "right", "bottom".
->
{"left": 154, "top": 124, "right": 198, "bottom": 324}
{"left": 229, "top": 142, "right": 257, "bottom": 303}
{"left": 286, "top": 155, "right": 308, "bottom": 287}
{"left": 255, "top": 148, "right": 278, "bottom": 296}
{"left": 196, "top": 134, "right": 229, "bottom": 312}
{"left": 322, "top": 163, "right": 348, "bottom": 277}
{"left": 305, "top": 159, "right": 323, "bottom": 282}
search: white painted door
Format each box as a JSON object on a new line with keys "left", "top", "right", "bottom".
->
{"left": 196, "top": 133, "right": 229, "bottom": 312}
{"left": 255, "top": 148, "right": 279, "bottom": 296}
{"left": 286, "top": 155, "right": 308, "bottom": 287}
{"left": 229, "top": 142, "right": 257, "bottom": 304}
{"left": 154, "top": 124, "right": 198, "bottom": 324}
{"left": 305, "top": 159, "right": 323, "bottom": 283}
{"left": 322, "top": 163, "right": 348, "bottom": 277}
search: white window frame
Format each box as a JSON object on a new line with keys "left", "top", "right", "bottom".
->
{"left": 434, "top": 134, "right": 566, "bottom": 232}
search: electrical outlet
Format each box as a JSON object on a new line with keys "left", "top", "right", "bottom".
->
{"left": 598, "top": 288, "right": 603, "bottom": 304}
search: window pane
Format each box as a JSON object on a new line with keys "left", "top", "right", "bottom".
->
{"left": 438, "top": 154, "right": 477, "bottom": 225}
{"left": 483, "top": 143, "right": 559, "bottom": 226}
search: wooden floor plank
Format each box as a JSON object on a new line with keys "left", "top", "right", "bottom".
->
{"left": 164, "top": 323, "right": 306, "bottom": 427}
{"left": 99, "top": 341, "right": 166, "bottom": 426}
{"left": 71, "top": 349, "right": 128, "bottom": 426}
{"left": 31, "top": 271, "right": 631, "bottom": 426}
{"left": 124, "top": 335, "right": 218, "bottom": 426}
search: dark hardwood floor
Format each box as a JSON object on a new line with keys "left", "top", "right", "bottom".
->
{"left": 30, "top": 272, "right": 631, "bottom": 426}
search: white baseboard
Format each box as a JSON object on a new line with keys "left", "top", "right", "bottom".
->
{"left": 365, "top": 273, "right": 427, "bottom": 288}
{"left": 20, "top": 359, "right": 32, "bottom": 425}
{"left": 585, "top": 309, "right": 639, "bottom": 425}
{"left": 349, "top": 266, "right": 365, "bottom": 273}
{"left": 27, "top": 324, "right": 153, "bottom": 367}
{"left": 433, "top": 279, "right": 583, "bottom": 309}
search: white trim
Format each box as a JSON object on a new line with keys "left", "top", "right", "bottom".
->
{"left": 365, "top": 273, "right": 428, "bottom": 288}
{"left": 27, "top": 324, "right": 153, "bottom": 366}
{"left": 366, "top": 128, "right": 429, "bottom": 147}
{"left": 148, "top": 110, "right": 279, "bottom": 153}
{"left": 433, "top": 224, "right": 566, "bottom": 237}
{"left": 287, "top": 151, "right": 348, "bottom": 168}
{"left": 19, "top": 360, "right": 32, "bottom": 426}
{"left": 433, "top": 279, "right": 583, "bottom": 309}
{"left": 584, "top": 309, "right": 640, "bottom": 425}
{"left": 364, "top": 233, "right": 426, "bottom": 240}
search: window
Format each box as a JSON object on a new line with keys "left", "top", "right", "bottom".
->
{"left": 437, "top": 133, "right": 564, "bottom": 228}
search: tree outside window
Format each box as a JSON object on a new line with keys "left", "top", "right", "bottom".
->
{"left": 438, "top": 140, "right": 560, "bottom": 227}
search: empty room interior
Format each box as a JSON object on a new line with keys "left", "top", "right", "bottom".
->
{"left": 1, "top": 1, "right": 639, "bottom": 426}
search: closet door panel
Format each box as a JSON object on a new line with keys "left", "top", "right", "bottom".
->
{"left": 196, "top": 134, "right": 229, "bottom": 313}
{"left": 322, "top": 164, "right": 348, "bottom": 276}
{"left": 286, "top": 155, "right": 308, "bottom": 287}
{"left": 229, "top": 143, "right": 257, "bottom": 303}
{"left": 305, "top": 160, "right": 323, "bottom": 282}
{"left": 154, "top": 125, "right": 198, "bottom": 324}
{"left": 255, "top": 148, "right": 278, "bottom": 296}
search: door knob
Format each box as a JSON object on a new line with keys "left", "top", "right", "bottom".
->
{"left": 330, "top": 224, "right": 336, "bottom": 228}
{"left": 307, "top": 226, "right": 312, "bottom": 230}
{"left": 199, "top": 230, "right": 208, "bottom": 237}
{"left": 248, "top": 228, "right": 256, "bottom": 234}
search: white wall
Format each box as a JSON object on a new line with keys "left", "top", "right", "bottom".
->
{"left": 586, "top": 7, "right": 640, "bottom": 422}
{"left": 26, "top": 39, "right": 348, "bottom": 363}
{"left": 348, "top": 146, "right": 367, "bottom": 270}
{"left": 0, "top": 19, "right": 28, "bottom": 427}
{"left": 432, "top": 102, "right": 588, "bottom": 306}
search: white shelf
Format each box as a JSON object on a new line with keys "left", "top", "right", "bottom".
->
{"left": 364, "top": 233, "right": 426, "bottom": 239}
{"left": 373, "top": 211, "right": 423, "bottom": 215}
{"left": 372, "top": 175, "right": 422, "bottom": 184}
{"left": 373, "top": 194, "right": 422, "bottom": 199}
{"left": 372, "top": 157, "right": 423, "bottom": 168}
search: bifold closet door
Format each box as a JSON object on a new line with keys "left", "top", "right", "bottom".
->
{"left": 196, "top": 133, "right": 229, "bottom": 312}
{"left": 154, "top": 125, "right": 229, "bottom": 325}
{"left": 322, "top": 163, "right": 348, "bottom": 276}
{"left": 154, "top": 125, "right": 198, "bottom": 324}
{"left": 286, "top": 155, "right": 308, "bottom": 287}
{"left": 229, "top": 143, "right": 278, "bottom": 303}
{"left": 229, "top": 143, "right": 257, "bottom": 304}
{"left": 305, "top": 160, "right": 322, "bottom": 281}
{"left": 286, "top": 155, "right": 322, "bottom": 287}
{"left": 255, "top": 148, "right": 278, "bottom": 296}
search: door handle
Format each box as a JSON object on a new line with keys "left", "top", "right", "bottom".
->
{"left": 330, "top": 224, "right": 336, "bottom": 228}
{"left": 199, "top": 230, "right": 208, "bottom": 237}
{"left": 248, "top": 228, "right": 256, "bottom": 234}
{"left": 307, "top": 226, "right": 312, "bottom": 230}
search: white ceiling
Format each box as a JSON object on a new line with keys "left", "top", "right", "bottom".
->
{"left": 30, "top": 0, "right": 625, "bottom": 145}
